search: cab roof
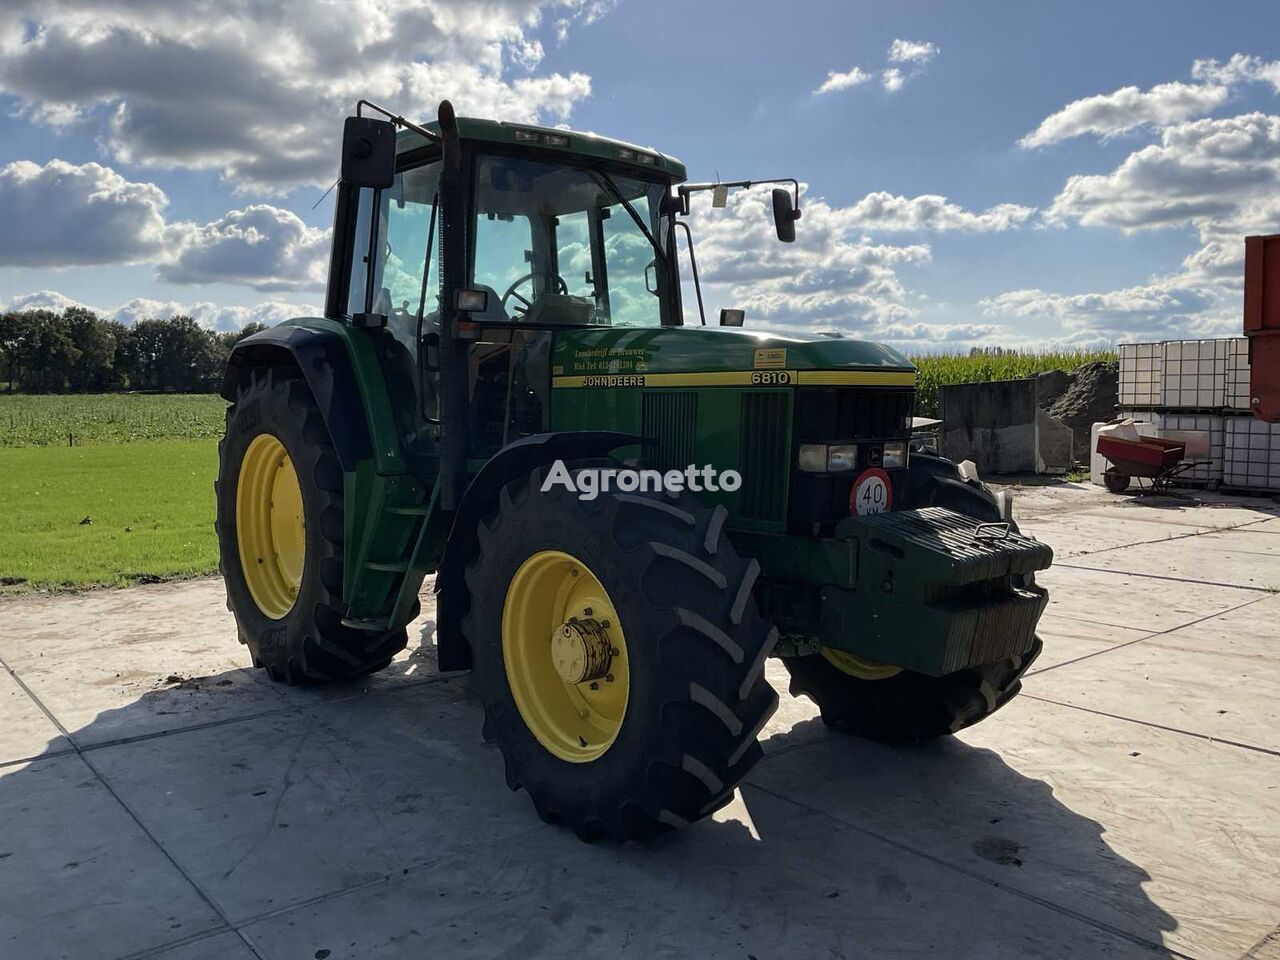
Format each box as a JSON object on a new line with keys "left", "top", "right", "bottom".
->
{"left": 396, "top": 116, "right": 687, "bottom": 181}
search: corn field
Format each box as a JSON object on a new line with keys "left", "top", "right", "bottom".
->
{"left": 909, "top": 349, "right": 1116, "bottom": 418}
{"left": 0, "top": 393, "right": 227, "bottom": 446}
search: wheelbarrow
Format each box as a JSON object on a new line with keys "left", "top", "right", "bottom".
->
{"left": 1095, "top": 433, "right": 1203, "bottom": 495}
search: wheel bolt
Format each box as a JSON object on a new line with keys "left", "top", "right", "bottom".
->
{"left": 605, "top": 673, "right": 614, "bottom": 683}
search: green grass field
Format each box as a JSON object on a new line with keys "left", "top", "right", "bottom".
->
{"left": 0, "top": 441, "right": 219, "bottom": 590}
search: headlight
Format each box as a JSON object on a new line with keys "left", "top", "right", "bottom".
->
{"left": 882, "top": 441, "right": 909, "bottom": 470}
{"left": 798, "top": 444, "right": 828, "bottom": 472}
{"left": 827, "top": 444, "right": 858, "bottom": 471}
{"left": 798, "top": 443, "right": 859, "bottom": 472}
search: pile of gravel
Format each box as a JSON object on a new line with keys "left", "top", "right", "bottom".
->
{"left": 1045, "top": 360, "right": 1119, "bottom": 463}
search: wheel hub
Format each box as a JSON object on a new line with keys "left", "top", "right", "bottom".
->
{"left": 550, "top": 617, "right": 613, "bottom": 684}
{"left": 502, "top": 550, "right": 630, "bottom": 763}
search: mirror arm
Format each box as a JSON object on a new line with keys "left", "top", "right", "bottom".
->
{"left": 356, "top": 99, "right": 441, "bottom": 144}
{"left": 672, "top": 220, "right": 706, "bottom": 327}
{"left": 679, "top": 177, "right": 801, "bottom": 217}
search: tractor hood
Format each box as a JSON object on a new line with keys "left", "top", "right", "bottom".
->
{"left": 551, "top": 326, "right": 915, "bottom": 387}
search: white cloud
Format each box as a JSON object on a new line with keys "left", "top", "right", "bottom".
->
{"left": 2, "top": 289, "right": 318, "bottom": 332}
{"left": 1192, "top": 53, "right": 1280, "bottom": 92}
{"left": 1019, "top": 81, "right": 1230, "bottom": 148}
{"left": 0, "top": 159, "right": 330, "bottom": 291}
{"left": 844, "top": 192, "right": 1035, "bottom": 232}
{"left": 161, "top": 205, "right": 329, "bottom": 292}
{"left": 979, "top": 279, "right": 1229, "bottom": 340}
{"left": 887, "top": 39, "right": 938, "bottom": 65}
{"left": 815, "top": 38, "right": 938, "bottom": 98}
{"left": 815, "top": 67, "right": 872, "bottom": 95}
{"left": 0, "top": 160, "right": 170, "bottom": 266}
{"left": 990, "top": 58, "right": 1280, "bottom": 341}
{"left": 1044, "top": 112, "right": 1280, "bottom": 233}
{"left": 0, "top": 1, "right": 602, "bottom": 192}
{"left": 682, "top": 187, "right": 934, "bottom": 339}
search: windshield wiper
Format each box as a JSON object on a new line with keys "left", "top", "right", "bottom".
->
{"left": 589, "top": 170, "right": 667, "bottom": 265}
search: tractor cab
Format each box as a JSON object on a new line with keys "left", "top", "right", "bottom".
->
{"left": 328, "top": 108, "right": 694, "bottom": 466}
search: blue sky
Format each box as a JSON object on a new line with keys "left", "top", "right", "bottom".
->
{"left": 2, "top": 0, "right": 1278, "bottom": 346}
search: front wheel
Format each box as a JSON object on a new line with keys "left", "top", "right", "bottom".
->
{"left": 464, "top": 467, "right": 778, "bottom": 841}
{"left": 215, "top": 367, "right": 407, "bottom": 683}
{"left": 782, "top": 641, "right": 1042, "bottom": 743}
{"left": 784, "top": 455, "right": 1043, "bottom": 742}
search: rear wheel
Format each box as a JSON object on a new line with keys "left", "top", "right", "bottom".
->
{"left": 783, "top": 457, "right": 1042, "bottom": 742}
{"left": 215, "top": 367, "right": 407, "bottom": 683}
{"left": 465, "top": 466, "right": 778, "bottom": 841}
{"left": 1103, "top": 467, "right": 1131, "bottom": 494}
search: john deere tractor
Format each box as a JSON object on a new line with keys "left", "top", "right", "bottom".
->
{"left": 216, "top": 101, "right": 1052, "bottom": 841}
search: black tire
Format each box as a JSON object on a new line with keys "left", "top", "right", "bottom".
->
{"left": 783, "top": 455, "right": 1042, "bottom": 743}
{"left": 464, "top": 466, "right": 779, "bottom": 842}
{"left": 1103, "top": 467, "right": 1131, "bottom": 494}
{"left": 215, "top": 367, "right": 407, "bottom": 683}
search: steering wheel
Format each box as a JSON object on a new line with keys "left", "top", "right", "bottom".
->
{"left": 501, "top": 272, "right": 568, "bottom": 318}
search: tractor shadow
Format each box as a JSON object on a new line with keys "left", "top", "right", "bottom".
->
{"left": 743, "top": 716, "right": 1180, "bottom": 955}
{"left": 0, "top": 620, "right": 1180, "bottom": 959}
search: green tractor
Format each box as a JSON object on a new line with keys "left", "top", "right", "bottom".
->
{"left": 216, "top": 101, "right": 1053, "bottom": 841}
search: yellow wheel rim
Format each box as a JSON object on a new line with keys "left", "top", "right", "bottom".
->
{"left": 821, "top": 648, "right": 903, "bottom": 681}
{"left": 236, "top": 433, "right": 305, "bottom": 620}
{"left": 502, "top": 550, "right": 629, "bottom": 763}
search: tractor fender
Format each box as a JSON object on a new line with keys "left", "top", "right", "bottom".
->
{"left": 221, "top": 325, "right": 373, "bottom": 472}
{"left": 434, "top": 431, "right": 646, "bottom": 672}
{"left": 900, "top": 448, "right": 1002, "bottom": 521}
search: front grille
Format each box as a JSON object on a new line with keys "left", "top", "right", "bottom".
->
{"left": 641, "top": 391, "right": 697, "bottom": 472}
{"left": 793, "top": 387, "right": 914, "bottom": 441}
{"left": 739, "top": 392, "right": 790, "bottom": 521}
{"left": 789, "top": 386, "right": 916, "bottom": 532}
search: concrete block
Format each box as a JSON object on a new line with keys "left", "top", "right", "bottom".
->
{"left": 1037, "top": 564, "right": 1260, "bottom": 633}
{"left": 1029, "top": 595, "right": 1280, "bottom": 751}
{"left": 0, "top": 755, "right": 222, "bottom": 960}
{"left": 239, "top": 784, "right": 1155, "bottom": 960}
{"left": 1055, "top": 528, "right": 1280, "bottom": 590}
{"left": 0, "top": 669, "right": 68, "bottom": 764}
{"left": 1030, "top": 614, "right": 1154, "bottom": 671}
{"left": 750, "top": 696, "right": 1280, "bottom": 960}
{"left": 85, "top": 681, "right": 533, "bottom": 923}
{"left": 1035, "top": 407, "right": 1074, "bottom": 474}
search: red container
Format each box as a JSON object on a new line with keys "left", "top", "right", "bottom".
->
{"left": 1244, "top": 234, "right": 1280, "bottom": 421}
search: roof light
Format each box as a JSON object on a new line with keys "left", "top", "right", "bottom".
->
{"left": 513, "top": 129, "right": 538, "bottom": 143}
{"left": 618, "top": 148, "right": 635, "bottom": 161}
{"left": 540, "top": 132, "right": 570, "bottom": 148}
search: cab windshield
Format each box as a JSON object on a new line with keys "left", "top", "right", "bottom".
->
{"left": 470, "top": 155, "right": 674, "bottom": 327}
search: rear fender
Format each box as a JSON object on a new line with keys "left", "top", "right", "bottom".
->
{"left": 434, "top": 431, "right": 645, "bottom": 671}
{"left": 221, "top": 324, "right": 373, "bottom": 472}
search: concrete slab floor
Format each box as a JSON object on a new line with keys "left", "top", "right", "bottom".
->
{"left": 0, "top": 481, "right": 1277, "bottom": 959}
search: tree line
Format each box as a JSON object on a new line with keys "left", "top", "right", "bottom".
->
{"left": 0, "top": 308, "right": 268, "bottom": 393}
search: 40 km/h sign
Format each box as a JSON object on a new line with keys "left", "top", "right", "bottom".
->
{"left": 850, "top": 467, "right": 892, "bottom": 516}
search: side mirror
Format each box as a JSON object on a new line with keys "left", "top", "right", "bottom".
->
{"left": 772, "top": 187, "right": 798, "bottom": 243}
{"left": 341, "top": 116, "right": 396, "bottom": 189}
{"left": 719, "top": 308, "right": 744, "bottom": 327}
